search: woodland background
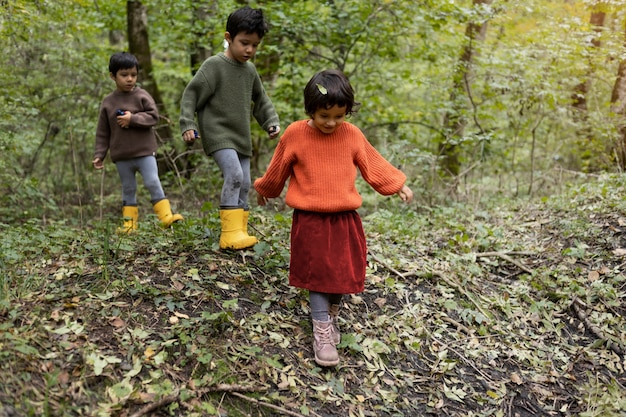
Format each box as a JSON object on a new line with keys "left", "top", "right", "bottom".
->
{"left": 5, "top": 0, "right": 626, "bottom": 221}
{"left": 1, "top": 1, "right": 626, "bottom": 416}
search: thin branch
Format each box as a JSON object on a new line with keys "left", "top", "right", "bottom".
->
{"left": 367, "top": 250, "right": 406, "bottom": 279}
{"left": 128, "top": 389, "right": 180, "bottom": 417}
{"left": 433, "top": 271, "right": 493, "bottom": 321}
{"left": 128, "top": 384, "right": 314, "bottom": 417}
{"left": 229, "top": 391, "right": 318, "bottom": 417}
{"left": 571, "top": 298, "right": 624, "bottom": 356}
{"left": 474, "top": 251, "right": 534, "bottom": 275}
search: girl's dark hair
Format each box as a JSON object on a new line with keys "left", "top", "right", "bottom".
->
{"left": 109, "top": 52, "right": 139, "bottom": 75}
{"left": 304, "top": 69, "right": 360, "bottom": 116}
{"left": 226, "top": 6, "right": 269, "bottom": 39}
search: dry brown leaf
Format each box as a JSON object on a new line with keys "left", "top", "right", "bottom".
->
{"left": 174, "top": 311, "right": 189, "bottom": 319}
{"left": 171, "top": 279, "right": 185, "bottom": 291}
{"left": 588, "top": 270, "right": 600, "bottom": 282}
{"left": 108, "top": 317, "right": 125, "bottom": 328}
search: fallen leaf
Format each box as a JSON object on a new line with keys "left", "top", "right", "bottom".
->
{"left": 510, "top": 373, "right": 523, "bottom": 385}
{"left": 109, "top": 317, "right": 125, "bottom": 328}
{"left": 350, "top": 295, "right": 364, "bottom": 304}
{"left": 144, "top": 347, "right": 156, "bottom": 359}
{"left": 174, "top": 311, "right": 189, "bottom": 319}
{"left": 374, "top": 298, "right": 386, "bottom": 308}
{"left": 612, "top": 248, "right": 626, "bottom": 256}
{"left": 588, "top": 270, "right": 600, "bottom": 282}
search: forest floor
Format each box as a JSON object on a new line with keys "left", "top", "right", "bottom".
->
{"left": 1, "top": 174, "right": 625, "bottom": 417}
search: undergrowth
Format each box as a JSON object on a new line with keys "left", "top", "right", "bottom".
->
{"left": 1, "top": 174, "right": 625, "bottom": 416}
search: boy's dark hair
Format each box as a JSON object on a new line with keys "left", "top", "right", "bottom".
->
{"left": 109, "top": 52, "right": 139, "bottom": 75}
{"left": 304, "top": 69, "right": 359, "bottom": 116}
{"left": 226, "top": 6, "right": 269, "bottom": 39}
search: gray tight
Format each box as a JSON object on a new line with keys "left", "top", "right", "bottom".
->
{"left": 310, "top": 291, "right": 343, "bottom": 321}
{"left": 212, "top": 149, "right": 251, "bottom": 209}
{"left": 115, "top": 155, "right": 165, "bottom": 206}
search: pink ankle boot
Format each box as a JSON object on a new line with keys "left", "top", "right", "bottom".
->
{"left": 312, "top": 319, "right": 339, "bottom": 367}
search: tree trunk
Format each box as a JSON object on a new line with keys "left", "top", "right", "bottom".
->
{"left": 572, "top": 6, "right": 606, "bottom": 113}
{"left": 127, "top": 0, "right": 180, "bottom": 177}
{"left": 190, "top": 3, "right": 216, "bottom": 74}
{"left": 611, "top": 59, "right": 626, "bottom": 170}
{"left": 439, "top": 0, "right": 491, "bottom": 177}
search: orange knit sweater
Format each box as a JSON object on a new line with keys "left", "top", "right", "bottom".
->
{"left": 254, "top": 120, "right": 406, "bottom": 213}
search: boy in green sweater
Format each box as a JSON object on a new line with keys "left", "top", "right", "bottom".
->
{"left": 179, "top": 6, "right": 280, "bottom": 250}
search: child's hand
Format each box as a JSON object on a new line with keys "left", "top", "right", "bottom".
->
{"left": 92, "top": 158, "right": 104, "bottom": 170}
{"left": 182, "top": 129, "right": 198, "bottom": 143}
{"left": 268, "top": 126, "right": 280, "bottom": 139}
{"left": 116, "top": 111, "right": 131, "bottom": 128}
{"left": 397, "top": 185, "right": 413, "bottom": 203}
{"left": 257, "top": 193, "right": 268, "bottom": 206}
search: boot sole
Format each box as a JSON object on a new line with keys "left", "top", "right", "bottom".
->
{"left": 314, "top": 355, "right": 339, "bottom": 367}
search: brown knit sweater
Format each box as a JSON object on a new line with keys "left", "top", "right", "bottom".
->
{"left": 254, "top": 120, "right": 406, "bottom": 213}
{"left": 94, "top": 87, "right": 159, "bottom": 163}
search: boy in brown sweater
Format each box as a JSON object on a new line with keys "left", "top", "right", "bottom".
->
{"left": 93, "top": 52, "right": 182, "bottom": 233}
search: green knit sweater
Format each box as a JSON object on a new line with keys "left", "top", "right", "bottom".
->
{"left": 179, "top": 53, "right": 279, "bottom": 157}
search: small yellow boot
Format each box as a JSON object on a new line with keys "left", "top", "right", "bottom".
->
{"left": 117, "top": 206, "right": 138, "bottom": 234}
{"left": 219, "top": 208, "right": 257, "bottom": 250}
{"left": 153, "top": 199, "right": 183, "bottom": 228}
{"left": 242, "top": 209, "right": 259, "bottom": 245}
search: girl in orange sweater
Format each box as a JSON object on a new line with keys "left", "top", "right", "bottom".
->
{"left": 254, "top": 69, "right": 413, "bottom": 367}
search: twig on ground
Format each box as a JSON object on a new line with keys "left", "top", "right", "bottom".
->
{"left": 128, "top": 384, "right": 310, "bottom": 417}
{"left": 128, "top": 389, "right": 180, "bottom": 417}
{"left": 230, "top": 391, "right": 319, "bottom": 417}
{"left": 368, "top": 250, "right": 406, "bottom": 279}
{"left": 440, "top": 314, "right": 473, "bottom": 335}
{"left": 571, "top": 298, "right": 624, "bottom": 356}
{"left": 475, "top": 251, "right": 535, "bottom": 275}
{"left": 431, "top": 270, "right": 493, "bottom": 322}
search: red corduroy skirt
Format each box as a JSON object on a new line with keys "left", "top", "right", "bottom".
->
{"left": 289, "top": 209, "right": 367, "bottom": 294}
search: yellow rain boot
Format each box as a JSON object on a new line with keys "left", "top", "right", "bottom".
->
{"left": 242, "top": 209, "right": 259, "bottom": 245}
{"left": 117, "top": 206, "right": 138, "bottom": 234}
{"left": 153, "top": 199, "right": 183, "bottom": 228}
{"left": 219, "top": 208, "right": 257, "bottom": 250}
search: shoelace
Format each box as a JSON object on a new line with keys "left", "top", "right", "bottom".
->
{"left": 316, "top": 325, "right": 334, "bottom": 344}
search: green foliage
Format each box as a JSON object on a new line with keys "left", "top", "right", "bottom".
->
{"left": 1, "top": 176, "right": 626, "bottom": 415}
{"left": 2, "top": 0, "right": 625, "bottom": 219}
{"left": 3, "top": 3, "right": 626, "bottom": 413}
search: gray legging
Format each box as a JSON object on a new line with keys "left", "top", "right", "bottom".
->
{"left": 213, "top": 148, "right": 251, "bottom": 209}
{"left": 310, "top": 291, "right": 343, "bottom": 321}
{"left": 115, "top": 155, "right": 165, "bottom": 206}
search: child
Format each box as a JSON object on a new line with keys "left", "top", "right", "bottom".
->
{"left": 254, "top": 69, "right": 413, "bottom": 367}
{"left": 179, "top": 6, "right": 280, "bottom": 250}
{"left": 93, "top": 52, "right": 183, "bottom": 233}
